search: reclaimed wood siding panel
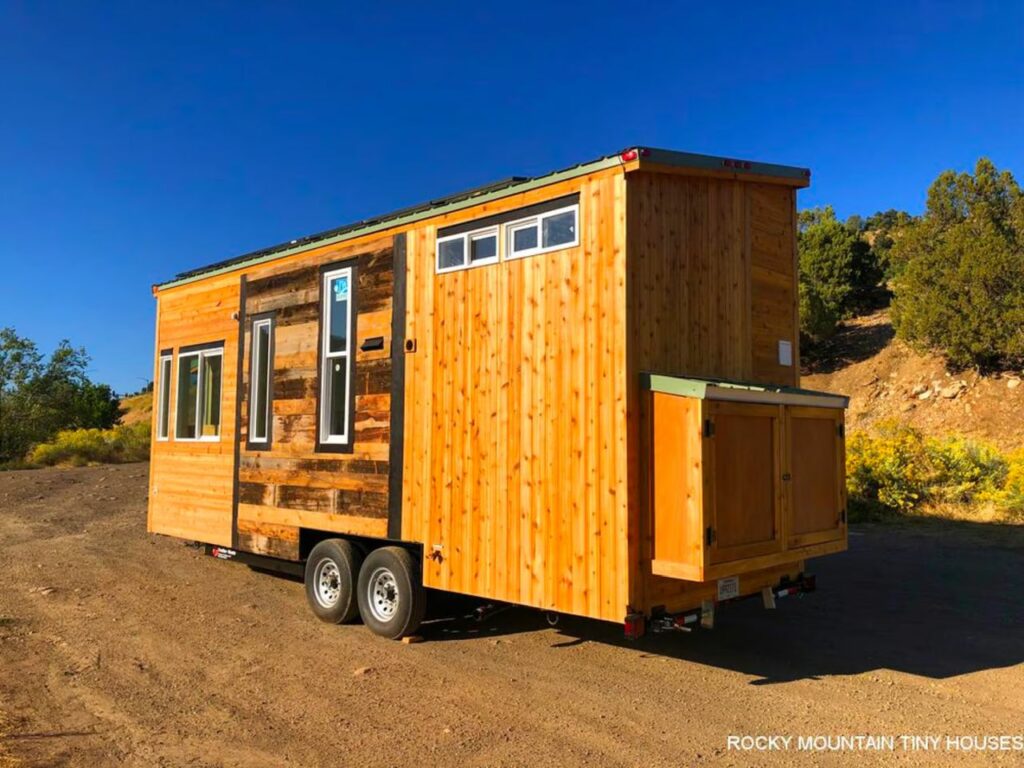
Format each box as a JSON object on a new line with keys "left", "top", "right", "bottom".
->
{"left": 148, "top": 273, "right": 240, "bottom": 547}
{"left": 235, "top": 236, "right": 395, "bottom": 555}
{"left": 401, "top": 170, "right": 630, "bottom": 622}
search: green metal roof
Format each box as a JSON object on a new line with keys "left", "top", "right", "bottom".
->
{"left": 157, "top": 146, "right": 811, "bottom": 290}
{"left": 642, "top": 373, "right": 848, "bottom": 409}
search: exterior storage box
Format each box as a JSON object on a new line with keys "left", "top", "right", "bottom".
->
{"left": 646, "top": 375, "right": 848, "bottom": 583}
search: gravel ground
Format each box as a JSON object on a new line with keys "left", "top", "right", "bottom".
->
{"left": 1, "top": 463, "right": 1022, "bottom": 767}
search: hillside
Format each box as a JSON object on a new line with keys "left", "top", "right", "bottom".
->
{"left": 119, "top": 391, "right": 152, "bottom": 426}
{"left": 803, "top": 309, "right": 1024, "bottom": 450}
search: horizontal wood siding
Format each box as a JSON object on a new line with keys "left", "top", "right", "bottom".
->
{"left": 148, "top": 273, "right": 240, "bottom": 547}
{"left": 401, "top": 169, "right": 630, "bottom": 622}
{"left": 235, "top": 235, "right": 396, "bottom": 556}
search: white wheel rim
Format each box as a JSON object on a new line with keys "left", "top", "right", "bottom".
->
{"left": 314, "top": 559, "right": 342, "bottom": 608}
{"left": 367, "top": 567, "right": 399, "bottom": 622}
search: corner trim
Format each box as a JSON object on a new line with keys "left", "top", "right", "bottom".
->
{"left": 230, "top": 276, "right": 247, "bottom": 549}
{"left": 387, "top": 233, "right": 407, "bottom": 540}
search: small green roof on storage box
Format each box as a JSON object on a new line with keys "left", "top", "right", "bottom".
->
{"left": 641, "top": 373, "right": 849, "bottom": 410}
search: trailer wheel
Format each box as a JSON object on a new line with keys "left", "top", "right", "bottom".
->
{"left": 304, "top": 539, "right": 362, "bottom": 624}
{"left": 356, "top": 546, "right": 426, "bottom": 640}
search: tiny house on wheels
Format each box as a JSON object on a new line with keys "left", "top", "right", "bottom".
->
{"left": 148, "top": 146, "right": 848, "bottom": 640}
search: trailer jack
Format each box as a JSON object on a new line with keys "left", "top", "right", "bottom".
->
{"left": 626, "top": 573, "right": 817, "bottom": 639}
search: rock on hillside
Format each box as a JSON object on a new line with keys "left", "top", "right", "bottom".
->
{"left": 802, "top": 310, "right": 1024, "bottom": 450}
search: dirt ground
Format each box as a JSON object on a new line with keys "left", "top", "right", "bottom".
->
{"left": 1, "top": 464, "right": 1023, "bottom": 767}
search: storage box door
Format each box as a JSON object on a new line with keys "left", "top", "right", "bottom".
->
{"left": 704, "top": 401, "right": 783, "bottom": 565}
{"left": 785, "top": 406, "right": 846, "bottom": 548}
{"left": 649, "top": 391, "right": 706, "bottom": 579}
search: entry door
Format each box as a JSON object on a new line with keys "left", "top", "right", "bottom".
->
{"left": 704, "top": 401, "right": 784, "bottom": 565}
{"left": 785, "top": 406, "right": 846, "bottom": 548}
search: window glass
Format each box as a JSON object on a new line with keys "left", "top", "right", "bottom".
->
{"left": 542, "top": 210, "right": 576, "bottom": 248}
{"left": 328, "top": 359, "right": 347, "bottom": 436}
{"left": 470, "top": 232, "right": 497, "bottom": 263}
{"left": 157, "top": 356, "right": 171, "bottom": 439}
{"left": 329, "top": 275, "right": 350, "bottom": 353}
{"left": 438, "top": 238, "right": 465, "bottom": 270}
{"left": 201, "top": 353, "right": 222, "bottom": 437}
{"left": 250, "top": 321, "right": 272, "bottom": 442}
{"left": 321, "top": 266, "right": 354, "bottom": 445}
{"left": 511, "top": 223, "right": 538, "bottom": 253}
{"left": 176, "top": 354, "right": 199, "bottom": 439}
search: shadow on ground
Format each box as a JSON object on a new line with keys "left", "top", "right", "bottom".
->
{"left": 803, "top": 315, "right": 895, "bottom": 375}
{"left": 415, "top": 522, "right": 1024, "bottom": 684}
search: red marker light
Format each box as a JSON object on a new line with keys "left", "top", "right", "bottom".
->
{"left": 620, "top": 148, "right": 639, "bottom": 162}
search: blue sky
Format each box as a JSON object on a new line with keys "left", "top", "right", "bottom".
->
{"left": 1, "top": 2, "right": 1021, "bottom": 393}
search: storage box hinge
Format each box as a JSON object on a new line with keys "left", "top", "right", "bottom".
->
{"left": 705, "top": 526, "right": 716, "bottom": 546}
{"left": 837, "top": 423, "right": 845, "bottom": 438}
{"left": 703, "top": 419, "right": 715, "bottom": 438}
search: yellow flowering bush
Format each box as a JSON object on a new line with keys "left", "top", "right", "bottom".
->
{"left": 29, "top": 422, "right": 151, "bottom": 466}
{"left": 847, "top": 420, "right": 1018, "bottom": 520}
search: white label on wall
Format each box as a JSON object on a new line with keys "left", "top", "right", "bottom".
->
{"left": 778, "top": 340, "right": 793, "bottom": 366}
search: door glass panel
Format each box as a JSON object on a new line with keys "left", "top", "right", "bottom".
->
{"left": 201, "top": 354, "right": 222, "bottom": 437}
{"left": 328, "top": 359, "right": 347, "bottom": 437}
{"left": 176, "top": 355, "right": 199, "bottom": 439}
{"left": 329, "top": 275, "right": 350, "bottom": 353}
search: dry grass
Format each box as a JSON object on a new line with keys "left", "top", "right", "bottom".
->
{"left": 0, "top": 708, "right": 19, "bottom": 768}
{"left": 118, "top": 391, "right": 152, "bottom": 427}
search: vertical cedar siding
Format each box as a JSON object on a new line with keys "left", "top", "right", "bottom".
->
{"left": 624, "top": 171, "right": 800, "bottom": 613}
{"left": 400, "top": 168, "right": 631, "bottom": 622}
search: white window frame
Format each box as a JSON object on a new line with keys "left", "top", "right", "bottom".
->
{"left": 320, "top": 266, "right": 354, "bottom": 445}
{"left": 248, "top": 318, "right": 273, "bottom": 444}
{"left": 506, "top": 203, "right": 579, "bottom": 260}
{"left": 174, "top": 347, "right": 223, "bottom": 442}
{"left": 436, "top": 225, "right": 499, "bottom": 274}
{"left": 156, "top": 353, "right": 172, "bottom": 441}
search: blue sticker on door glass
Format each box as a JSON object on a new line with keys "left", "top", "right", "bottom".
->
{"left": 333, "top": 276, "right": 349, "bottom": 301}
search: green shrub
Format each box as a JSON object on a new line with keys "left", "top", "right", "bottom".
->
{"left": 29, "top": 422, "right": 151, "bottom": 467}
{"left": 891, "top": 158, "right": 1024, "bottom": 369}
{"left": 798, "top": 207, "right": 882, "bottom": 341}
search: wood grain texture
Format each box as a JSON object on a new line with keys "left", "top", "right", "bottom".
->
{"left": 786, "top": 406, "right": 847, "bottom": 549}
{"left": 235, "top": 236, "right": 396, "bottom": 549}
{"left": 149, "top": 157, "right": 836, "bottom": 623}
{"left": 704, "top": 401, "right": 783, "bottom": 564}
{"left": 400, "top": 168, "right": 630, "bottom": 622}
{"left": 148, "top": 273, "right": 240, "bottom": 547}
{"left": 625, "top": 171, "right": 808, "bottom": 613}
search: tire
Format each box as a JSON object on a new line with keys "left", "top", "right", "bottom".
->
{"left": 356, "top": 546, "right": 426, "bottom": 639}
{"left": 304, "top": 539, "right": 363, "bottom": 624}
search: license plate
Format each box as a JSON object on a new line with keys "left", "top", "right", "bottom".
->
{"left": 717, "top": 576, "right": 739, "bottom": 601}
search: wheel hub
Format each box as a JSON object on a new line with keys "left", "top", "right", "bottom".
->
{"left": 367, "top": 567, "right": 399, "bottom": 622}
{"left": 314, "top": 559, "right": 342, "bottom": 608}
